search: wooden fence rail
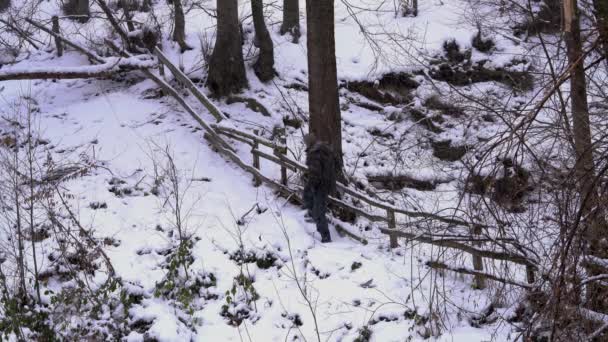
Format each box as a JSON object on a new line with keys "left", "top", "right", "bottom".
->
{"left": 150, "top": 51, "right": 538, "bottom": 290}
{"left": 24, "top": 9, "right": 535, "bottom": 293}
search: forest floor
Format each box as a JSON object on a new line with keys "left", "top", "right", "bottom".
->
{"left": 0, "top": 0, "right": 544, "bottom": 340}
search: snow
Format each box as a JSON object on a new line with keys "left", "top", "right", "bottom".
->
{"left": 0, "top": 0, "right": 544, "bottom": 340}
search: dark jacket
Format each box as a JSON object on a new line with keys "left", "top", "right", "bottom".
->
{"left": 306, "top": 141, "right": 337, "bottom": 194}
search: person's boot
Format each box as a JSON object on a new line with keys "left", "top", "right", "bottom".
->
{"left": 304, "top": 211, "right": 315, "bottom": 223}
{"left": 321, "top": 234, "right": 331, "bottom": 243}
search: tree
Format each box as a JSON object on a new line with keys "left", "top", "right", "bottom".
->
{"left": 593, "top": 0, "right": 608, "bottom": 62}
{"left": 207, "top": 0, "right": 247, "bottom": 97}
{"left": 280, "top": 0, "right": 300, "bottom": 43}
{"left": 251, "top": 0, "right": 274, "bottom": 81}
{"left": 64, "top": 0, "right": 90, "bottom": 23}
{"left": 172, "top": 0, "right": 192, "bottom": 52}
{"left": 0, "top": 0, "right": 9, "bottom": 12}
{"left": 306, "top": 0, "right": 343, "bottom": 180}
{"left": 563, "top": 0, "right": 608, "bottom": 313}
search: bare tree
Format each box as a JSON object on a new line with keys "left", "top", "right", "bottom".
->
{"left": 563, "top": 0, "right": 608, "bottom": 313}
{"left": 306, "top": 0, "right": 343, "bottom": 180}
{"left": 593, "top": 0, "right": 608, "bottom": 61}
{"left": 0, "top": 0, "right": 10, "bottom": 12}
{"left": 280, "top": 0, "right": 300, "bottom": 43}
{"left": 207, "top": 0, "right": 247, "bottom": 97}
{"left": 251, "top": 0, "right": 274, "bottom": 81}
{"left": 172, "top": 0, "right": 192, "bottom": 52}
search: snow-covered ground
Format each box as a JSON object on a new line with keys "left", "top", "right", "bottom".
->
{"left": 0, "top": 0, "right": 545, "bottom": 340}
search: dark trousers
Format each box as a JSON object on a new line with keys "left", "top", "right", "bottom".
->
{"left": 303, "top": 183, "right": 330, "bottom": 241}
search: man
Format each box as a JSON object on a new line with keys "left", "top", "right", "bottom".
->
{"left": 303, "top": 134, "right": 337, "bottom": 243}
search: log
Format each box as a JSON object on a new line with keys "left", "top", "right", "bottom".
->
{"left": 0, "top": 59, "right": 154, "bottom": 81}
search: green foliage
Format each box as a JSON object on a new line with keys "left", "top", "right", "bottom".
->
{"left": 0, "top": 295, "right": 55, "bottom": 341}
{"left": 155, "top": 238, "right": 216, "bottom": 315}
{"left": 220, "top": 272, "right": 260, "bottom": 326}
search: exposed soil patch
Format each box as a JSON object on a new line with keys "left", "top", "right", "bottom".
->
{"left": 428, "top": 40, "right": 533, "bottom": 91}
{"left": 424, "top": 95, "right": 465, "bottom": 118}
{"left": 429, "top": 62, "right": 533, "bottom": 91}
{"left": 431, "top": 140, "right": 468, "bottom": 161}
{"left": 409, "top": 108, "right": 444, "bottom": 133}
{"left": 368, "top": 173, "right": 450, "bottom": 191}
{"left": 343, "top": 72, "right": 419, "bottom": 105}
{"left": 226, "top": 96, "right": 271, "bottom": 116}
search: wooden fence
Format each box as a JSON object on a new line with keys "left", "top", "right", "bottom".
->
{"left": 16, "top": 5, "right": 540, "bottom": 293}
{"left": 149, "top": 48, "right": 539, "bottom": 290}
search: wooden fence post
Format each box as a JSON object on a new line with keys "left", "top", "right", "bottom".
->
{"left": 472, "top": 225, "right": 486, "bottom": 289}
{"left": 277, "top": 136, "right": 287, "bottom": 186}
{"left": 387, "top": 209, "right": 398, "bottom": 248}
{"left": 52, "top": 16, "right": 63, "bottom": 57}
{"left": 252, "top": 129, "right": 261, "bottom": 186}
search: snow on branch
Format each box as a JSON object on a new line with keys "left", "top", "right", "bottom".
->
{"left": 0, "top": 56, "right": 156, "bottom": 81}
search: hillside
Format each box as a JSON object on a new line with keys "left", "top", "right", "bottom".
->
{"left": 1, "top": 0, "right": 607, "bottom": 341}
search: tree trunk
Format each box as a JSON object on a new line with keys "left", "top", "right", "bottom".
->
{"left": 64, "top": 0, "right": 89, "bottom": 22}
{"left": 281, "top": 0, "right": 300, "bottom": 43}
{"left": 121, "top": 0, "right": 135, "bottom": 32}
{"left": 0, "top": 0, "right": 9, "bottom": 12}
{"left": 251, "top": 0, "right": 275, "bottom": 82}
{"left": 173, "top": 0, "right": 192, "bottom": 52}
{"left": 306, "top": 0, "right": 343, "bottom": 181}
{"left": 207, "top": 0, "right": 248, "bottom": 97}
{"left": 564, "top": 0, "right": 608, "bottom": 313}
{"left": 593, "top": 0, "right": 608, "bottom": 62}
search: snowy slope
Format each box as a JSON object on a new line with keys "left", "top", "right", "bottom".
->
{"left": 0, "top": 0, "right": 542, "bottom": 340}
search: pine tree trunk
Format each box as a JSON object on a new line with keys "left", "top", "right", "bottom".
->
{"left": 593, "top": 0, "right": 608, "bottom": 62}
{"left": 564, "top": 0, "right": 608, "bottom": 313}
{"left": 64, "top": 0, "right": 89, "bottom": 22}
{"left": 281, "top": 0, "right": 300, "bottom": 43}
{"left": 76, "top": 0, "right": 89, "bottom": 23}
{"left": 207, "top": 0, "right": 248, "bottom": 97}
{"left": 251, "top": 0, "right": 275, "bottom": 82}
{"left": 173, "top": 0, "right": 192, "bottom": 52}
{"left": 306, "top": 0, "right": 343, "bottom": 181}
